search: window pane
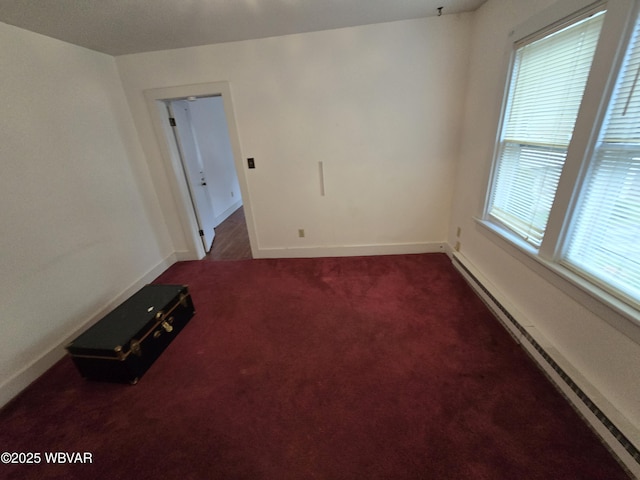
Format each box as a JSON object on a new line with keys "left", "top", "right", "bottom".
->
{"left": 563, "top": 18, "right": 640, "bottom": 306}
{"left": 505, "top": 14, "right": 605, "bottom": 147}
{"left": 490, "top": 143, "right": 566, "bottom": 246}
{"left": 488, "top": 11, "right": 605, "bottom": 247}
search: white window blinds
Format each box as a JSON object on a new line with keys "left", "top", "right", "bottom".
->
{"left": 563, "top": 17, "right": 640, "bottom": 306}
{"left": 488, "top": 11, "right": 605, "bottom": 247}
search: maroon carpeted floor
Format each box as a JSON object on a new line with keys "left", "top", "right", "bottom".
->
{"left": 0, "top": 254, "right": 631, "bottom": 479}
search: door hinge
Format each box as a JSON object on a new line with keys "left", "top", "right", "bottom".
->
{"left": 199, "top": 229, "right": 204, "bottom": 237}
{"left": 169, "top": 117, "right": 176, "bottom": 127}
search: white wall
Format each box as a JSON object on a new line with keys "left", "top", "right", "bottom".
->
{"left": 187, "top": 96, "right": 243, "bottom": 225}
{"left": 0, "top": 22, "right": 173, "bottom": 406}
{"left": 2, "top": 4, "right": 639, "bottom": 464}
{"left": 116, "top": 15, "right": 472, "bottom": 258}
{"left": 450, "top": 0, "right": 640, "bottom": 437}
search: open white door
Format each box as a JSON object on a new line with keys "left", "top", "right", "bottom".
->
{"left": 167, "top": 101, "right": 216, "bottom": 252}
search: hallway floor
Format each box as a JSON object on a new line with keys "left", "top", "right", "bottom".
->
{"left": 206, "top": 206, "right": 252, "bottom": 261}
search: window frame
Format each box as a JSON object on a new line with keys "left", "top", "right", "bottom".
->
{"left": 485, "top": 6, "right": 607, "bottom": 251}
{"left": 480, "top": 0, "right": 640, "bottom": 335}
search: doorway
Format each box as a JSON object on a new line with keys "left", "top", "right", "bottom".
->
{"left": 144, "top": 82, "right": 256, "bottom": 261}
{"left": 206, "top": 206, "right": 252, "bottom": 260}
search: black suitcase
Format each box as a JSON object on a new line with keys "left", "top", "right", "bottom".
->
{"left": 66, "top": 284, "right": 195, "bottom": 384}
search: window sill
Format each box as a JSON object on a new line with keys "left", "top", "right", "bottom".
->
{"left": 475, "top": 218, "right": 640, "bottom": 344}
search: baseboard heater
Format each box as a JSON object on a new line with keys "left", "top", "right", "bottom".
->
{"left": 451, "top": 253, "right": 640, "bottom": 473}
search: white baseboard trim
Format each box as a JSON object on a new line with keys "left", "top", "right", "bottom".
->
{"left": 174, "top": 250, "right": 200, "bottom": 261}
{"left": 0, "top": 253, "right": 177, "bottom": 409}
{"left": 450, "top": 251, "right": 640, "bottom": 479}
{"left": 213, "top": 200, "right": 243, "bottom": 228}
{"left": 255, "top": 242, "right": 446, "bottom": 259}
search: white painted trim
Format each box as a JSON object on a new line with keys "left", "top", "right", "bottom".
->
{"left": 479, "top": 0, "right": 640, "bottom": 342}
{"left": 143, "top": 82, "right": 257, "bottom": 261}
{"left": 174, "top": 250, "right": 200, "bottom": 262}
{"left": 510, "top": 0, "right": 604, "bottom": 44}
{"left": 450, "top": 250, "right": 640, "bottom": 478}
{"left": 544, "top": 0, "right": 637, "bottom": 260}
{"left": 255, "top": 242, "right": 446, "bottom": 259}
{"left": 475, "top": 217, "right": 640, "bottom": 344}
{"left": 0, "top": 254, "right": 177, "bottom": 408}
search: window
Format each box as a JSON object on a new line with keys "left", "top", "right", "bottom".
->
{"left": 487, "top": 9, "right": 606, "bottom": 248}
{"left": 484, "top": 1, "right": 640, "bottom": 316}
{"left": 562, "top": 18, "right": 640, "bottom": 308}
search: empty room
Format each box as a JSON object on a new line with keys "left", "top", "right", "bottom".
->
{"left": 1, "top": 0, "right": 639, "bottom": 478}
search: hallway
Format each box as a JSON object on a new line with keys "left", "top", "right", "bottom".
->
{"left": 205, "top": 206, "right": 252, "bottom": 261}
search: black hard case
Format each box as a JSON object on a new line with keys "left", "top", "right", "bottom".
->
{"left": 66, "top": 284, "right": 195, "bottom": 384}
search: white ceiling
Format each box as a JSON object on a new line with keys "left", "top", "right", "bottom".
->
{"left": 0, "top": 0, "right": 487, "bottom": 56}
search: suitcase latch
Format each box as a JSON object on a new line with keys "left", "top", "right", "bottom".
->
{"left": 130, "top": 340, "right": 142, "bottom": 356}
{"left": 161, "top": 319, "right": 174, "bottom": 333}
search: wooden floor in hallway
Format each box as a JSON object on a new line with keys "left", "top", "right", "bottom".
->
{"left": 206, "top": 206, "right": 252, "bottom": 261}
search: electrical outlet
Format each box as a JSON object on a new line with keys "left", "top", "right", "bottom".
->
{"left": 454, "top": 241, "right": 461, "bottom": 252}
{"left": 456, "top": 227, "right": 461, "bottom": 238}
{"left": 247, "top": 158, "right": 255, "bottom": 169}
{"left": 231, "top": 191, "right": 234, "bottom": 197}
{"left": 298, "top": 229, "right": 305, "bottom": 238}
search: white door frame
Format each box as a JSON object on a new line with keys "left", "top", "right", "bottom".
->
{"left": 144, "top": 82, "right": 256, "bottom": 260}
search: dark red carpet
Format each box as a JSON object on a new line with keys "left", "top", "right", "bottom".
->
{"left": 0, "top": 254, "right": 630, "bottom": 479}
